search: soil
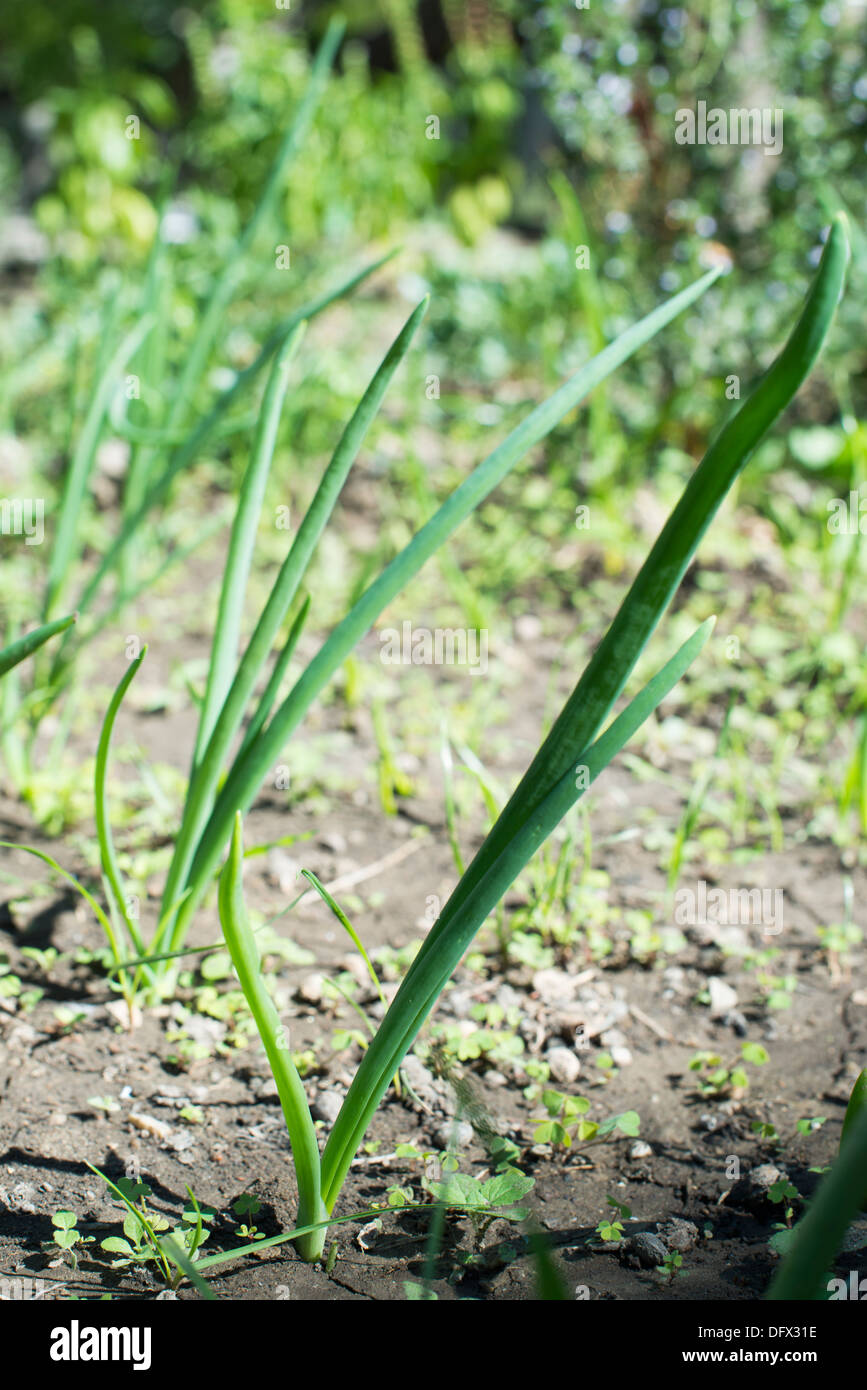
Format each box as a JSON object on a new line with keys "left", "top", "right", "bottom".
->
{"left": 1, "top": 561, "right": 866, "bottom": 1303}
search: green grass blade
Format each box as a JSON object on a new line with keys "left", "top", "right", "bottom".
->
{"left": 299, "top": 868, "right": 389, "bottom": 1010}
{"left": 162, "top": 296, "right": 429, "bottom": 941}
{"left": 319, "top": 618, "right": 715, "bottom": 1207}
{"left": 841, "top": 1068, "right": 867, "bottom": 1152}
{"left": 43, "top": 314, "right": 154, "bottom": 622}
{"left": 94, "top": 647, "right": 151, "bottom": 982}
{"left": 175, "top": 266, "right": 723, "bottom": 943}
{"left": 236, "top": 594, "right": 310, "bottom": 761}
{"left": 84, "top": 1161, "right": 172, "bottom": 1285}
{"left": 193, "top": 320, "right": 306, "bottom": 766}
{"left": 164, "top": 17, "right": 345, "bottom": 438}
{"left": 106, "top": 941, "right": 224, "bottom": 975}
{"left": 218, "top": 813, "right": 325, "bottom": 1261}
{"left": 51, "top": 248, "right": 399, "bottom": 680}
{"left": 419, "top": 212, "right": 850, "bottom": 964}
{"left": 529, "top": 1229, "right": 571, "bottom": 1300}
{"left": 160, "top": 1234, "right": 217, "bottom": 1301}
{"left": 193, "top": 1201, "right": 428, "bottom": 1272}
{"left": 0, "top": 840, "right": 129, "bottom": 994}
{"left": 0, "top": 614, "right": 76, "bottom": 680}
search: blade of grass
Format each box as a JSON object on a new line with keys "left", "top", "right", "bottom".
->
{"left": 0, "top": 841, "right": 135, "bottom": 1017}
{"left": 193, "top": 1201, "right": 437, "bottom": 1272}
{"left": 0, "top": 614, "right": 76, "bottom": 680}
{"left": 43, "top": 314, "right": 154, "bottom": 622}
{"left": 419, "top": 213, "right": 850, "bottom": 967}
{"left": 299, "top": 868, "right": 389, "bottom": 1012}
{"left": 163, "top": 17, "right": 345, "bottom": 440}
{"left": 84, "top": 1161, "right": 172, "bottom": 1285}
{"left": 94, "top": 646, "right": 152, "bottom": 992}
{"left": 160, "top": 1234, "right": 217, "bottom": 1301}
{"left": 320, "top": 619, "right": 715, "bottom": 1208}
{"left": 160, "top": 295, "right": 430, "bottom": 945}
{"left": 193, "top": 320, "right": 307, "bottom": 765}
{"left": 49, "top": 248, "right": 399, "bottom": 682}
{"left": 235, "top": 595, "right": 310, "bottom": 760}
{"left": 172, "top": 265, "right": 725, "bottom": 949}
{"left": 218, "top": 813, "right": 325, "bottom": 1261}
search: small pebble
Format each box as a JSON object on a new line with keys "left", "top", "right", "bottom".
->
{"left": 657, "top": 1218, "right": 699, "bottom": 1253}
{"left": 319, "top": 831, "right": 347, "bottom": 855}
{"left": 546, "top": 1047, "right": 581, "bottom": 1085}
{"left": 299, "top": 973, "right": 326, "bottom": 1005}
{"left": 622, "top": 1232, "right": 669, "bottom": 1269}
{"left": 433, "top": 1120, "right": 474, "bottom": 1149}
{"left": 515, "top": 614, "right": 542, "bottom": 641}
{"left": 708, "top": 977, "right": 738, "bottom": 1017}
{"left": 312, "top": 1092, "right": 343, "bottom": 1124}
{"left": 128, "top": 1112, "right": 174, "bottom": 1142}
{"left": 533, "top": 969, "right": 579, "bottom": 1002}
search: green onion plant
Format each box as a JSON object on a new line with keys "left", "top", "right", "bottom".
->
{"left": 90, "top": 217, "right": 848, "bottom": 1259}
{"left": 1, "top": 19, "right": 384, "bottom": 810}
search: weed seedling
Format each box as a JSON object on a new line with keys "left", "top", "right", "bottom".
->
{"left": 232, "top": 1194, "right": 266, "bottom": 1242}
{"left": 595, "top": 1196, "right": 632, "bottom": 1243}
{"left": 533, "top": 1088, "right": 640, "bottom": 1153}
{"left": 687, "top": 1041, "right": 769, "bottom": 1098}
{"left": 43, "top": 1211, "right": 94, "bottom": 1271}
{"left": 94, "top": 1169, "right": 211, "bottom": 1290}
{"left": 656, "top": 1251, "right": 686, "bottom": 1284}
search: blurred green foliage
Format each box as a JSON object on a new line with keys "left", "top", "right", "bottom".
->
{"left": 0, "top": 0, "right": 864, "bottom": 545}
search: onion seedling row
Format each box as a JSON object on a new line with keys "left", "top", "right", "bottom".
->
{"left": 80, "top": 218, "right": 850, "bottom": 1266}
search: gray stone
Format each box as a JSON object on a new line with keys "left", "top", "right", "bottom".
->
{"left": 319, "top": 831, "right": 347, "bottom": 855}
{"left": 658, "top": 1218, "right": 699, "bottom": 1253}
{"left": 622, "top": 1232, "right": 669, "bottom": 1269}
{"left": 433, "top": 1120, "right": 474, "bottom": 1150}
{"left": 299, "top": 973, "right": 326, "bottom": 1004}
{"left": 312, "top": 1092, "right": 343, "bottom": 1124}
{"left": 708, "top": 977, "right": 739, "bottom": 1017}
{"left": 546, "top": 1046, "right": 581, "bottom": 1085}
{"left": 533, "top": 969, "right": 580, "bottom": 1002}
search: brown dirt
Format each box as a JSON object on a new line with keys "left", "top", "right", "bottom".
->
{"left": 2, "top": 594, "right": 866, "bottom": 1303}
